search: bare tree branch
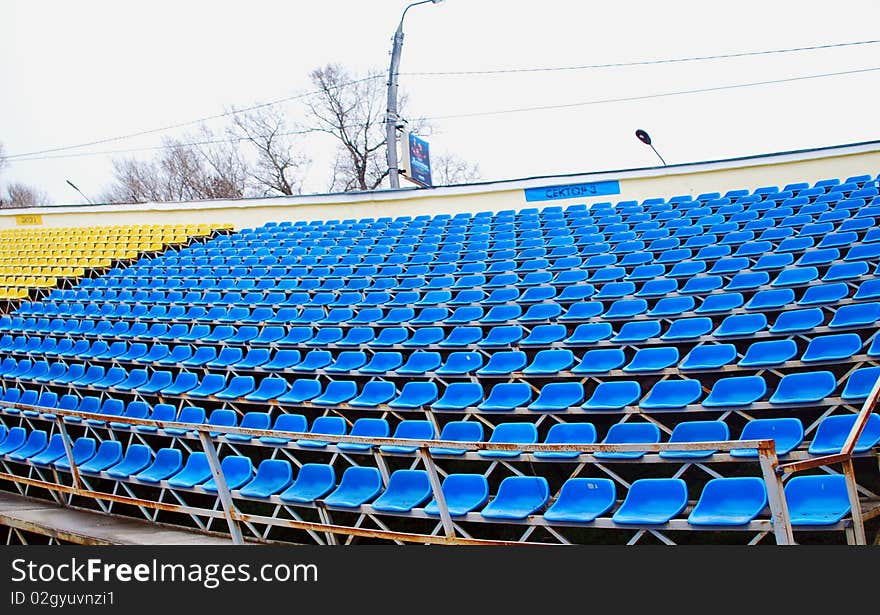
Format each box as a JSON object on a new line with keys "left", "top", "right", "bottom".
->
{"left": 431, "top": 152, "right": 482, "bottom": 186}
{"left": 1, "top": 182, "right": 50, "bottom": 208}
{"left": 228, "top": 107, "right": 310, "bottom": 196}
{"left": 101, "top": 127, "right": 250, "bottom": 203}
{"left": 306, "top": 64, "right": 393, "bottom": 192}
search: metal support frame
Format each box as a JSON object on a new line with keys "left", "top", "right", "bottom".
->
{"left": 418, "top": 447, "right": 455, "bottom": 538}
{"left": 197, "top": 431, "right": 244, "bottom": 545}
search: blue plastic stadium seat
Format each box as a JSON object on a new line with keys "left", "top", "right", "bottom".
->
{"left": 53, "top": 437, "right": 97, "bottom": 471}
{"left": 729, "top": 417, "right": 805, "bottom": 458}
{"left": 799, "top": 284, "right": 849, "bottom": 306}
{"left": 478, "top": 422, "right": 539, "bottom": 458}
{"left": 737, "top": 340, "right": 797, "bottom": 368}
{"left": 164, "top": 406, "right": 206, "bottom": 436}
{"left": 297, "top": 416, "right": 347, "bottom": 448}
{"left": 480, "top": 476, "right": 549, "bottom": 520}
{"left": 523, "top": 349, "right": 575, "bottom": 375}
{"left": 687, "top": 478, "right": 768, "bottom": 526}
{"left": 478, "top": 382, "right": 532, "bottom": 411}
{"left": 623, "top": 347, "right": 679, "bottom": 373}
{"left": 612, "top": 478, "right": 688, "bottom": 525}
{"left": 277, "top": 379, "right": 322, "bottom": 404}
{"left": 521, "top": 324, "right": 566, "bottom": 345}
{"left": 262, "top": 349, "right": 302, "bottom": 371}
{"left": 842, "top": 366, "right": 880, "bottom": 401}
{"left": 802, "top": 333, "right": 863, "bottom": 362}
{"left": 28, "top": 434, "right": 68, "bottom": 466}
{"left": 714, "top": 313, "right": 766, "bottom": 337}
{"left": 659, "top": 420, "right": 730, "bottom": 459}
{"left": 323, "top": 466, "right": 383, "bottom": 508}
{"left": 389, "top": 382, "right": 438, "bottom": 408}
{"left": 829, "top": 302, "right": 880, "bottom": 328}
{"left": 334, "top": 418, "right": 389, "bottom": 452}
{"left": 680, "top": 344, "right": 736, "bottom": 370}
{"left": 565, "top": 322, "right": 613, "bottom": 344}
{"left": 397, "top": 351, "right": 441, "bottom": 375}
{"left": 785, "top": 475, "right": 851, "bottom": 526}
{"left": 258, "top": 414, "right": 309, "bottom": 445}
{"left": 770, "top": 308, "right": 824, "bottom": 334}
{"left": 582, "top": 381, "right": 640, "bottom": 410}
{"left": 543, "top": 478, "right": 616, "bottom": 523}
{"left": 371, "top": 470, "right": 432, "bottom": 512}
{"left": 379, "top": 420, "right": 436, "bottom": 453}
{"left": 424, "top": 474, "right": 489, "bottom": 517}
{"left": 361, "top": 352, "right": 403, "bottom": 374}
{"left": 534, "top": 423, "right": 597, "bottom": 459}
{"left": 770, "top": 371, "right": 836, "bottom": 404}
{"left": 238, "top": 459, "right": 293, "bottom": 498}
{"left": 594, "top": 422, "right": 661, "bottom": 459}
{"left": 167, "top": 452, "right": 213, "bottom": 488}
{"left": 661, "top": 317, "right": 712, "bottom": 341}
{"left": 429, "top": 421, "right": 484, "bottom": 456}
{"left": 279, "top": 464, "right": 336, "bottom": 503}
{"left": 808, "top": 414, "right": 880, "bottom": 454}
{"left": 528, "top": 382, "right": 584, "bottom": 412}
{"left": 432, "top": 382, "right": 484, "bottom": 411}
{"left": 569, "top": 349, "right": 624, "bottom": 375}
{"left": 435, "top": 351, "right": 484, "bottom": 376}
{"left": 78, "top": 440, "right": 123, "bottom": 474}
{"left": 105, "top": 444, "right": 153, "bottom": 479}
{"left": 312, "top": 380, "right": 358, "bottom": 406}
{"left": 640, "top": 379, "right": 702, "bottom": 409}
{"left": 702, "top": 375, "right": 767, "bottom": 407}
{"left": 135, "top": 448, "right": 184, "bottom": 483}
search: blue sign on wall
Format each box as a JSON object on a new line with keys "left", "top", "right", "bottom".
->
{"left": 408, "top": 133, "right": 432, "bottom": 187}
{"left": 524, "top": 179, "right": 620, "bottom": 202}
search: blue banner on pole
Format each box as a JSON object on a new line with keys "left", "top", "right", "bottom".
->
{"left": 408, "top": 133, "right": 432, "bottom": 187}
{"left": 524, "top": 180, "right": 620, "bottom": 202}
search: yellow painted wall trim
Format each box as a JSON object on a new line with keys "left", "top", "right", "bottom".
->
{"left": 1, "top": 140, "right": 877, "bottom": 231}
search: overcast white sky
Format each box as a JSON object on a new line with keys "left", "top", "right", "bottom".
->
{"left": 1, "top": 0, "right": 879, "bottom": 203}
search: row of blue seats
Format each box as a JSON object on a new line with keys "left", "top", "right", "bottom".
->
{"left": 53, "top": 262, "right": 878, "bottom": 310}
{"left": 2, "top": 333, "right": 877, "bottom": 381}
{"left": 25, "top": 280, "right": 880, "bottom": 331}
{"left": 6, "top": 399, "right": 878, "bottom": 457}
{"left": 84, "top": 254, "right": 880, "bottom": 296}
{"left": 118, "top": 235, "right": 880, "bottom": 279}
{"left": 5, "top": 305, "right": 877, "bottom": 353}
{"left": 174, "top": 212, "right": 880, "bottom": 252}
{"left": 164, "top": 236, "right": 880, "bottom": 275}
{"left": 139, "top": 225, "right": 880, "bottom": 270}
{"left": 1, "top": 363, "right": 873, "bottom": 412}
{"left": 26, "top": 272, "right": 880, "bottom": 320}
{"left": 150, "top": 220, "right": 880, "bottom": 264}
{"left": 213, "top": 191, "right": 880, "bottom": 237}
{"left": 0, "top": 424, "right": 859, "bottom": 526}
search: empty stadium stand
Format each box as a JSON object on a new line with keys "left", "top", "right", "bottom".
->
{"left": 0, "top": 172, "right": 879, "bottom": 545}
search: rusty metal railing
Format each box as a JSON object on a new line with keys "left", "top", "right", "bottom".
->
{"left": 775, "top": 372, "right": 880, "bottom": 544}
{"left": 0, "top": 402, "right": 799, "bottom": 545}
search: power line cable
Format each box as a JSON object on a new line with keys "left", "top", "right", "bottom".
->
{"left": 3, "top": 76, "right": 383, "bottom": 160}
{"left": 401, "top": 38, "right": 880, "bottom": 76}
{"left": 421, "top": 65, "right": 880, "bottom": 120}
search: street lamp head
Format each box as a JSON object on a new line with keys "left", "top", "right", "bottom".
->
{"left": 635, "top": 129, "right": 652, "bottom": 146}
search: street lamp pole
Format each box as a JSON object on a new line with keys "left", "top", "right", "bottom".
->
{"left": 386, "top": 0, "right": 443, "bottom": 189}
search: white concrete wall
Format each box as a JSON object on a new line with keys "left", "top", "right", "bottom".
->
{"left": 1, "top": 141, "right": 877, "bottom": 231}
